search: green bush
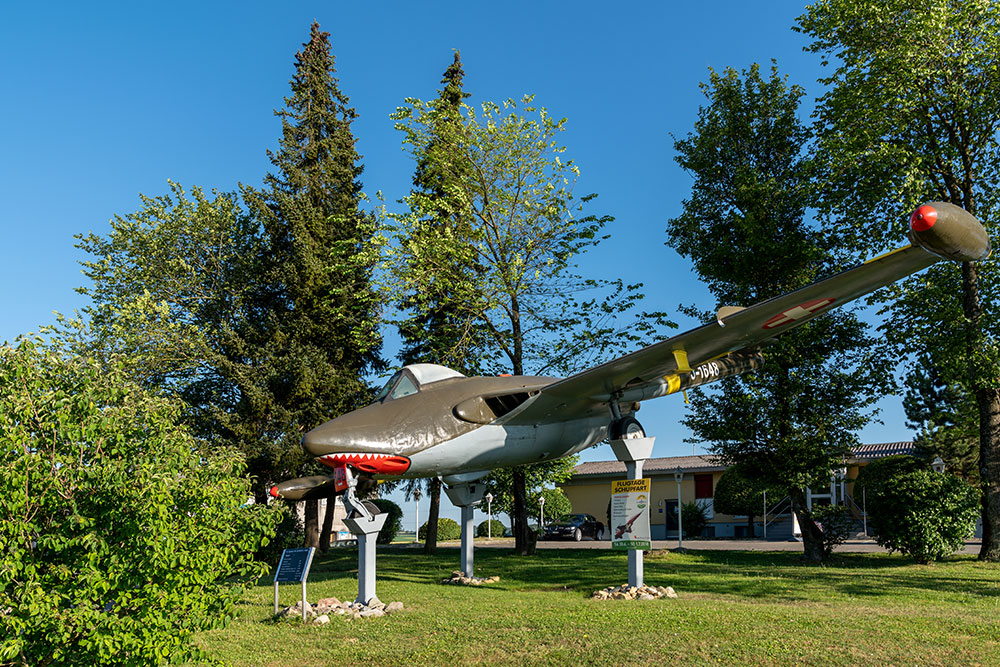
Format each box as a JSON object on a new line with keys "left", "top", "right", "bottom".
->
{"left": 810, "top": 504, "right": 854, "bottom": 557}
{"left": 0, "top": 340, "right": 276, "bottom": 665}
{"left": 476, "top": 519, "right": 506, "bottom": 538}
{"left": 680, "top": 501, "right": 708, "bottom": 537}
{"left": 371, "top": 498, "right": 403, "bottom": 544}
{"left": 419, "top": 517, "right": 461, "bottom": 541}
{"left": 863, "top": 465, "right": 978, "bottom": 563}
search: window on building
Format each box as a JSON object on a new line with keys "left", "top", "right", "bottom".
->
{"left": 694, "top": 473, "right": 713, "bottom": 499}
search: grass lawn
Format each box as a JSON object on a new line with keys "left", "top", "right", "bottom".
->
{"left": 195, "top": 547, "right": 1000, "bottom": 666}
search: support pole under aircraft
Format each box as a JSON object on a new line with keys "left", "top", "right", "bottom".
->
{"left": 340, "top": 472, "right": 388, "bottom": 605}
{"left": 610, "top": 437, "right": 655, "bottom": 589}
{"left": 443, "top": 481, "right": 487, "bottom": 578}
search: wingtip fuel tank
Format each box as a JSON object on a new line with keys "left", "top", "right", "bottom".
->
{"left": 909, "top": 201, "right": 991, "bottom": 262}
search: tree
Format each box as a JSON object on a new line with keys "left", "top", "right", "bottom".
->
{"left": 394, "top": 52, "right": 482, "bottom": 555}
{"left": 856, "top": 456, "right": 979, "bottom": 563}
{"left": 73, "top": 184, "right": 304, "bottom": 503}
{"left": 798, "top": 0, "right": 1000, "bottom": 561}
{"left": 245, "top": 21, "right": 384, "bottom": 547}
{"left": 666, "top": 64, "right": 889, "bottom": 562}
{"left": 713, "top": 464, "right": 786, "bottom": 537}
{"left": 391, "top": 94, "right": 671, "bottom": 554}
{"left": 0, "top": 338, "right": 275, "bottom": 665}
{"left": 903, "top": 356, "right": 980, "bottom": 481}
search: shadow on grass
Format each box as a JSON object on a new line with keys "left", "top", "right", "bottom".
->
{"left": 267, "top": 546, "right": 1000, "bottom": 605}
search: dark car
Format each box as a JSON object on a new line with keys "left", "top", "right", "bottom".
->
{"left": 542, "top": 513, "right": 604, "bottom": 541}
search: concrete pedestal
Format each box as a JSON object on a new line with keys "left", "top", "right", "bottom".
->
{"left": 610, "top": 436, "right": 655, "bottom": 589}
{"left": 343, "top": 512, "right": 388, "bottom": 604}
{"left": 444, "top": 481, "right": 487, "bottom": 578}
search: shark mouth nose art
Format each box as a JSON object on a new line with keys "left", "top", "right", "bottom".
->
{"left": 319, "top": 452, "right": 411, "bottom": 474}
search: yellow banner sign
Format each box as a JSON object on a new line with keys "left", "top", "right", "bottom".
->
{"left": 612, "top": 478, "right": 650, "bottom": 494}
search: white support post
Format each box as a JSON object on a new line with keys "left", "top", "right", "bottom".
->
{"left": 610, "top": 436, "right": 655, "bottom": 589}
{"left": 444, "top": 481, "right": 487, "bottom": 578}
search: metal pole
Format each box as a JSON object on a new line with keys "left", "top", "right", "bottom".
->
{"left": 274, "top": 581, "right": 279, "bottom": 616}
{"left": 677, "top": 481, "right": 683, "bottom": 551}
{"left": 415, "top": 495, "right": 419, "bottom": 542}
{"left": 301, "top": 579, "right": 307, "bottom": 623}
{"left": 487, "top": 496, "right": 493, "bottom": 539}
{"left": 863, "top": 487, "right": 868, "bottom": 537}
{"left": 763, "top": 490, "right": 767, "bottom": 540}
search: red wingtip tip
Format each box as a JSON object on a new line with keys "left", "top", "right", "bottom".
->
{"left": 910, "top": 205, "right": 938, "bottom": 232}
{"left": 269, "top": 486, "right": 279, "bottom": 499}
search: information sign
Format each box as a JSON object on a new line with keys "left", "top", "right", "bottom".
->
{"left": 274, "top": 547, "right": 315, "bottom": 583}
{"left": 611, "top": 478, "right": 651, "bottom": 551}
{"left": 273, "top": 547, "right": 316, "bottom": 620}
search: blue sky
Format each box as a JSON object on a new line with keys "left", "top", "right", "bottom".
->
{"left": 0, "top": 1, "right": 914, "bottom": 524}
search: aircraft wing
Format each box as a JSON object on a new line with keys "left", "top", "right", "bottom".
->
{"left": 504, "top": 202, "right": 990, "bottom": 426}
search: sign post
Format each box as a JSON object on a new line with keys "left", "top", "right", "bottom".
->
{"left": 609, "top": 436, "right": 654, "bottom": 588}
{"left": 273, "top": 547, "right": 316, "bottom": 622}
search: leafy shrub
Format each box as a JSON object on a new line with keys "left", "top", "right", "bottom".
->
{"left": 419, "top": 517, "right": 461, "bottom": 541}
{"left": 256, "top": 501, "right": 303, "bottom": 566}
{"left": 810, "top": 504, "right": 853, "bottom": 557}
{"left": 476, "top": 519, "right": 506, "bottom": 538}
{"left": 0, "top": 340, "right": 277, "bottom": 665}
{"left": 371, "top": 498, "right": 403, "bottom": 544}
{"left": 680, "top": 501, "right": 708, "bottom": 537}
{"left": 862, "top": 463, "right": 978, "bottom": 563}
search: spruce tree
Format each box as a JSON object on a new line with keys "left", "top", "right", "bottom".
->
{"left": 247, "top": 21, "right": 383, "bottom": 547}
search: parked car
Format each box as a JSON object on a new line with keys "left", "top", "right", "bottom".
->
{"left": 542, "top": 514, "right": 604, "bottom": 541}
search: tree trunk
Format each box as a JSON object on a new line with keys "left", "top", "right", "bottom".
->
{"left": 512, "top": 467, "right": 529, "bottom": 555}
{"left": 959, "top": 261, "right": 1000, "bottom": 561}
{"left": 747, "top": 513, "right": 756, "bottom": 538}
{"left": 318, "top": 494, "right": 335, "bottom": 553}
{"left": 304, "top": 499, "right": 320, "bottom": 548}
{"left": 790, "top": 489, "right": 824, "bottom": 563}
{"left": 977, "top": 387, "right": 1000, "bottom": 560}
{"left": 423, "top": 477, "right": 442, "bottom": 554}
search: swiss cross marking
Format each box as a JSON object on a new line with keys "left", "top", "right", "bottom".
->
{"left": 762, "top": 298, "right": 836, "bottom": 330}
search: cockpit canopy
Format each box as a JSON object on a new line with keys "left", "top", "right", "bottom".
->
{"left": 373, "top": 364, "right": 466, "bottom": 403}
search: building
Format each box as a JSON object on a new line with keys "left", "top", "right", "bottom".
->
{"left": 558, "top": 442, "right": 915, "bottom": 539}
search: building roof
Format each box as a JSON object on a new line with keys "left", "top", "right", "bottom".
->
{"left": 849, "top": 441, "right": 915, "bottom": 461}
{"left": 568, "top": 442, "right": 915, "bottom": 479}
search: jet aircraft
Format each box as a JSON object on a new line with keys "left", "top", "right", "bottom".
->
{"left": 272, "top": 202, "right": 990, "bottom": 507}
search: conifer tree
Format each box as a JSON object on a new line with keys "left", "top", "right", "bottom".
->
{"left": 246, "top": 21, "right": 384, "bottom": 547}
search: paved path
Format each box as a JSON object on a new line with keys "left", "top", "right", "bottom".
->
{"left": 457, "top": 537, "right": 984, "bottom": 555}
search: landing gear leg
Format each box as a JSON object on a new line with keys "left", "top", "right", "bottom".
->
{"left": 443, "top": 481, "right": 487, "bottom": 578}
{"left": 339, "top": 465, "right": 386, "bottom": 605}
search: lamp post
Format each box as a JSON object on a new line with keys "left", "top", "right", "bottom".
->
{"left": 485, "top": 492, "right": 494, "bottom": 539}
{"left": 539, "top": 495, "right": 546, "bottom": 533}
{"left": 413, "top": 486, "right": 422, "bottom": 543}
{"left": 932, "top": 456, "right": 946, "bottom": 473}
{"left": 674, "top": 467, "right": 684, "bottom": 551}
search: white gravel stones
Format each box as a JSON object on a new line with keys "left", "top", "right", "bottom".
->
{"left": 441, "top": 570, "right": 500, "bottom": 586}
{"left": 277, "top": 597, "right": 404, "bottom": 622}
{"left": 591, "top": 584, "right": 677, "bottom": 600}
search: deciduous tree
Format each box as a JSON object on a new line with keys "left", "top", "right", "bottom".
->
{"left": 666, "top": 64, "right": 889, "bottom": 562}
{"left": 798, "top": 0, "right": 1000, "bottom": 561}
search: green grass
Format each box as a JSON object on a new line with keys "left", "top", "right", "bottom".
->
{"left": 195, "top": 547, "right": 1000, "bottom": 666}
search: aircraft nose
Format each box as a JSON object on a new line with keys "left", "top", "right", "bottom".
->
{"left": 301, "top": 407, "right": 410, "bottom": 475}
{"left": 301, "top": 405, "right": 393, "bottom": 456}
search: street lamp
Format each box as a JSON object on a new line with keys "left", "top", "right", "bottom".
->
{"left": 932, "top": 456, "right": 946, "bottom": 473}
{"left": 485, "top": 492, "right": 494, "bottom": 539}
{"left": 413, "top": 486, "right": 422, "bottom": 543}
{"left": 539, "top": 495, "right": 546, "bottom": 532}
{"left": 674, "top": 467, "right": 684, "bottom": 551}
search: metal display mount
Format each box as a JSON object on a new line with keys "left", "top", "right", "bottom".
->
{"left": 273, "top": 547, "right": 316, "bottom": 622}
{"left": 443, "top": 480, "right": 487, "bottom": 578}
{"left": 340, "top": 467, "right": 388, "bottom": 605}
{"left": 610, "top": 436, "right": 655, "bottom": 588}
